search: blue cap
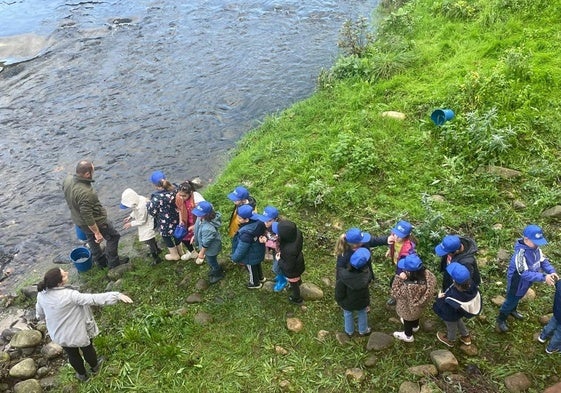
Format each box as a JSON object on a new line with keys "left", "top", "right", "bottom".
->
{"left": 397, "top": 254, "right": 422, "bottom": 271}
{"left": 392, "top": 220, "right": 413, "bottom": 238}
{"left": 272, "top": 221, "right": 279, "bottom": 235}
{"left": 345, "top": 228, "right": 371, "bottom": 244}
{"left": 446, "top": 262, "right": 470, "bottom": 284}
{"left": 435, "top": 235, "right": 461, "bottom": 256}
{"left": 192, "top": 201, "right": 213, "bottom": 217}
{"left": 119, "top": 203, "right": 129, "bottom": 210}
{"left": 227, "top": 186, "right": 249, "bottom": 202}
{"left": 350, "top": 248, "right": 371, "bottom": 269}
{"left": 150, "top": 171, "right": 166, "bottom": 185}
{"left": 523, "top": 224, "right": 548, "bottom": 246}
{"left": 255, "top": 206, "right": 279, "bottom": 222}
{"left": 237, "top": 204, "right": 255, "bottom": 219}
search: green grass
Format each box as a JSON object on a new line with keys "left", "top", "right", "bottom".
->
{"left": 32, "top": 0, "right": 561, "bottom": 391}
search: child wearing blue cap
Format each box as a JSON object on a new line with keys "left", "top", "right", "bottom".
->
{"left": 192, "top": 201, "right": 224, "bottom": 284}
{"left": 386, "top": 220, "right": 417, "bottom": 306}
{"left": 255, "top": 206, "right": 285, "bottom": 290}
{"left": 391, "top": 254, "right": 437, "bottom": 342}
{"left": 335, "top": 248, "right": 372, "bottom": 337}
{"left": 538, "top": 280, "right": 561, "bottom": 354}
{"left": 227, "top": 186, "right": 257, "bottom": 240}
{"left": 433, "top": 262, "right": 482, "bottom": 347}
{"left": 496, "top": 225, "right": 558, "bottom": 333}
{"left": 230, "top": 204, "right": 266, "bottom": 289}
{"left": 434, "top": 234, "right": 480, "bottom": 292}
{"left": 272, "top": 220, "right": 305, "bottom": 304}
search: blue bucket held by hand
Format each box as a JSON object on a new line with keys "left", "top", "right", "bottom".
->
{"left": 70, "top": 247, "right": 93, "bottom": 272}
{"left": 75, "top": 225, "right": 88, "bottom": 241}
{"left": 431, "top": 109, "right": 455, "bottom": 126}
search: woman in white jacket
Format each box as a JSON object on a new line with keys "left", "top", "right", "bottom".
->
{"left": 36, "top": 268, "right": 133, "bottom": 382}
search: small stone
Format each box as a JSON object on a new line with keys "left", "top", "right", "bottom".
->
{"left": 345, "top": 367, "right": 365, "bottom": 383}
{"left": 316, "top": 330, "right": 329, "bottom": 341}
{"left": 193, "top": 311, "right": 213, "bottom": 325}
{"left": 275, "top": 345, "right": 288, "bottom": 355}
{"left": 504, "top": 372, "right": 531, "bottom": 392}
{"left": 286, "top": 317, "right": 303, "bottom": 333}
{"left": 186, "top": 293, "right": 203, "bottom": 303}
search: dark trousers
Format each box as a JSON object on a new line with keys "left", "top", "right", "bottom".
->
{"left": 403, "top": 319, "right": 420, "bottom": 336}
{"left": 247, "top": 263, "right": 263, "bottom": 285}
{"left": 144, "top": 237, "right": 160, "bottom": 254}
{"left": 63, "top": 342, "right": 97, "bottom": 376}
{"left": 81, "top": 222, "right": 121, "bottom": 268}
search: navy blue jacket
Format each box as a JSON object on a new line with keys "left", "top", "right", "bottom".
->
{"left": 231, "top": 219, "right": 266, "bottom": 265}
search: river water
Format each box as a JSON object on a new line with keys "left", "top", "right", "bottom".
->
{"left": 0, "top": 0, "right": 377, "bottom": 295}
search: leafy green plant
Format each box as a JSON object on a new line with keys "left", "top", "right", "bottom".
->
{"left": 337, "top": 17, "right": 374, "bottom": 58}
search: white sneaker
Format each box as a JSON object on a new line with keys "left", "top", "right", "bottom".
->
{"left": 181, "top": 251, "right": 198, "bottom": 261}
{"left": 393, "top": 331, "right": 414, "bottom": 342}
{"left": 400, "top": 317, "right": 420, "bottom": 333}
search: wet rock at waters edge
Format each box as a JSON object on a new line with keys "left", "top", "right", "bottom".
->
{"left": 492, "top": 295, "right": 505, "bottom": 306}
{"left": 13, "top": 379, "right": 42, "bottom": 393}
{"left": 36, "top": 366, "right": 49, "bottom": 378}
{"left": 381, "top": 111, "right": 406, "bottom": 120}
{"left": 521, "top": 288, "right": 535, "bottom": 302}
{"left": 10, "top": 330, "right": 42, "bottom": 348}
{"left": 39, "top": 376, "right": 57, "bottom": 391}
{"left": 107, "top": 263, "right": 132, "bottom": 280}
{"left": 364, "top": 354, "right": 377, "bottom": 368}
{"left": 366, "top": 332, "right": 393, "bottom": 351}
{"left": 345, "top": 368, "right": 365, "bottom": 383}
{"left": 20, "top": 285, "right": 38, "bottom": 299}
{"left": 430, "top": 349, "right": 458, "bottom": 372}
{"left": 52, "top": 253, "right": 72, "bottom": 264}
{"left": 41, "top": 342, "right": 63, "bottom": 359}
{"left": 335, "top": 332, "right": 351, "bottom": 345}
{"left": 497, "top": 249, "right": 510, "bottom": 262}
{"left": 539, "top": 314, "right": 552, "bottom": 325}
{"left": 195, "top": 278, "right": 209, "bottom": 291}
{"left": 408, "top": 364, "right": 438, "bottom": 377}
{"left": 275, "top": 345, "right": 288, "bottom": 355}
{"left": 399, "top": 381, "right": 420, "bottom": 393}
{"left": 9, "top": 357, "right": 37, "bottom": 378}
{"left": 2, "top": 327, "right": 21, "bottom": 341}
{"left": 186, "top": 293, "right": 203, "bottom": 304}
{"left": 193, "top": 311, "right": 212, "bottom": 325}
{"left": 300, "top": 282, "right": 323, "bottom": 301}
{"left": 0, "top": 351, "right": 10, "bottom": 363}
{"left": 316, "top": 330, "right": 329, "bottom": 341}
{"left": 542, "top": 205, "right": 561, "bottom": 218}
{"left": 504, "top": 372, "right": 531, "bottom": 393}
{"left": 286, "top": 317, "right": 303, "bottom": 333}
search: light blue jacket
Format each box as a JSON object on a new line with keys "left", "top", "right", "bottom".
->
{"left": 193, "top": 212, "right": 222, "bottom": 257}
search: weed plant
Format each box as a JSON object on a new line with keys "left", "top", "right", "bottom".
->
{"left": 46, "top": 0, "right": 561, "bottom": 391}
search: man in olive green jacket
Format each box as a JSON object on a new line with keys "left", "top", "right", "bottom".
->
{"left": 63, "top": 160, "right": 128, "bottom": 269}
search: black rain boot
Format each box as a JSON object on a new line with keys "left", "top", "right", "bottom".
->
{"left": 496, "top": 313, "right": 509, "bottom": 333}
{"left": 209, "top": 268, "right": 224, "bottom": 284}
{"left": 289, "top": 279, "right": 303, "bottom": 305}
{"left": 150, "top": 252, "right": 162, "bottom": 266}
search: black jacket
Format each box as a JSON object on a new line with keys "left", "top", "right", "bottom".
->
{"left": 439, "top": 236, "right": 480, "bottom": 291}
{"left": 335, "top": 265, "right": 370, "bottom": 311}
{"left": 277, "top": 221, "right": 305, "bottom": 278}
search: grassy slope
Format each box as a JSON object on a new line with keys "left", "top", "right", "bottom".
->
{"left": 49, "top": 0, "right": 561, "bottom": 391}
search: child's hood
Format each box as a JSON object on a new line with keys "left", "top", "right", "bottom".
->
{"left": 337, "top": 266, "right": 370, "bottom": 290}
{"left": 121, "top": 188, "right": 140, "bottom": 208}
{"left": 208, "top": 212, "right": 222, "bottom": 228}
{"left": 277, "top": 221, "right": 298, "bottom": 243}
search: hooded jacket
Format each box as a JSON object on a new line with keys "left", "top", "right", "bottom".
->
{"left": 62, "top": 174, "right": 107, "bottom": 227}
{"left": 335, "top": 265, "right": 370, "bottom": 311}
{"left": 121, "top": 188, "right": 156, "bottom": 242}
{"left": 193, "top": 212, "right": 222, "bottom": 257}
{"left": 432, "top": 280, "right": 481, "bottom": 322}
{"left": 231, "top": 219, "right": 266, "bottom": 265}
{"left": 506, "top": 238, "right": 556, "bottom": 297}
{"left": 276, "top": 220, "right": 305, "bottom": 279}
{"left": 391, "top": 268, "right": 437, "bottom": 321}
{"left": 440, "top": 236, "right": 480, "bottom": 290}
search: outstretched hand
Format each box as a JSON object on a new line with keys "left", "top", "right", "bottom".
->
{"left": 119, "top": 294, "right": 133, "bottom": 303}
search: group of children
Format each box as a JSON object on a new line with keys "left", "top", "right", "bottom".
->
{"left": 334, "top": 221, "right": 560, "bottom": 354}
{"left": 120, "top": 178, "right": 305, "bottom": 304}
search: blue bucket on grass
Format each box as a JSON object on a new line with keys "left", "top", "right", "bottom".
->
{"left": 70, "top": 247, "right": 92, "bottom": 272}
{"left": 430, "top": 109, "right": 455, "bottom": 126}
{"left": 75, "top": 225, "right": 88, "bottom": 241}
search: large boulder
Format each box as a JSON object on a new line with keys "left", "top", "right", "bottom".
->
{"left": 10, "top": 330, "right": 42, "bottom": 348}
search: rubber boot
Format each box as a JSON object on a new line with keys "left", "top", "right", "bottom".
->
{"left": 274, "top": 274, "right": 288, "bottom": 292}
{"left": 209, "top": 268, "right": 224, "bottom": 284}
{"left": 165, "top": 247, "right": 180, "bottom": 261}
{"left": 288, "top": 279, "right": 303, "bottom": 304}
{"left": 496, "top": 313, "right": 509, "bottom": 333}
{"left": 150, "top": 252, "right": 162, "bottom": 266}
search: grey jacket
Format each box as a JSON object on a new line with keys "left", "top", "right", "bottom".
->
{"left": 36, "top": 287, "right": 121, "bottom": 347}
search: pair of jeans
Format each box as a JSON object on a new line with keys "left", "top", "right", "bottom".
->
{"left": 498, "top": 292, "right": 523, "bottom": 320}
{"left": 541, "top": 315, "right": 561, "bottom": 352}
{"left": 63, "top": 342, "right": 97, "bottom": 376}
{"left": 205, "top": 254, "right": 220, "bottom": 272}
{"left": 444, "top": 319, "right": 468, "bottom": 341}
{"left": 81, "top": 222, "right": 121, "bottom": 268}
{"left": 343, "top": 308, "right": 368, "bottom": 335}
